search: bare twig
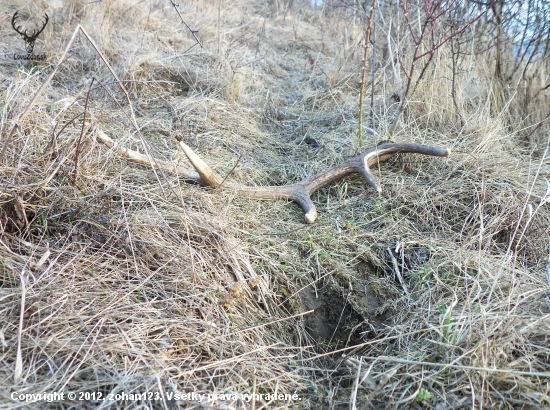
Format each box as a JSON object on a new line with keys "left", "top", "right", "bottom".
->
{"left": 358, "top": 0, "right": 377, "bottom": 149}
{"left": 14, "top": 273, "right": 26, "bottom": 384}
{"left": 387, "top": 246, "right": 410, "bottom": 299}
{"left": 389, "top": 0, "right": 495, "bottom": 136}
{"left": 0, "top": 124, "right": 19, "bottom": 163}
{"left": 72, "top": 78, "right": 95, "bottom": 185}
{"left": 218, "top": 156, "right": 242, "bottom": 188}
{"left": 169, "top": 0, "right": 203, "bottom": 49}
{"left": 370, "top": 15, "right": 376, "bottom": 125}
{"left": 523, "top": 109, "right": 550, "bottom": 143}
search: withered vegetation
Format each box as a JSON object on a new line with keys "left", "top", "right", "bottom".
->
{"left": 1, "top": 0, "right": 549, "bottom": 409}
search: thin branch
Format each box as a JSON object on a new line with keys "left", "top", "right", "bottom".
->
{"left": 71, "top": 79, "right": 95, "bottom": 185}
{"left": 0, "top": 124, "right": 19, "bottom": 163}
{"left": 415, "top": 0, "right": 496, "bottom": 60}
{"left": 218, "top": 156, "right": 242, "bottom": 188}
{"left": 397, "top": 53, "right": 411, "bottom": 79}
{"left": 169, "top": 0, "right": 203, "bottom": 49}
{"left": 358, "top": 0, "right": 377, "bottom": 149}
{"left": 523, "top": 109, "right": 550, "bottom": 143}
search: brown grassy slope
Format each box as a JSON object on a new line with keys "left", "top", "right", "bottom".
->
{"left": 1, "top": 0, "right": 550, "bottom": 409}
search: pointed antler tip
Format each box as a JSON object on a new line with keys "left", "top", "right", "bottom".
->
{"left": 177, "top": 140, "right": 223, "bottom": 187}
{"left": 305, "top": 211, "right": 317, "bottom": 224}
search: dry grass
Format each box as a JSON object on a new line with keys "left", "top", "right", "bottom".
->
{"left": 1, "top": 0, "right": 550, "bottom": 409}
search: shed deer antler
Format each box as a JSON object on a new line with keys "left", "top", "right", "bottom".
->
{"left": 97, "top": 130, "right": 451, "bottom": 223}
{"left": 176, "top": 138, "right": 450, "bottom": 223}
{"left": 96, "top": 130, "right": 449, "bottom": 223}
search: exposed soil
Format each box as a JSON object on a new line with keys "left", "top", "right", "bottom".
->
{"left": 299, "top": 275, "right": 392, "bottom": 350}
{"left": 2, "top": 1, "right": 550, "bottom": 409}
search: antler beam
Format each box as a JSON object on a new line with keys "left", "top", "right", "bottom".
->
{"left": 177, "top": 140, "right": 450, "bottom": 223}
{"left": 96, "top": 130, "right": 449, "bottom": 223}
{"left": 96, "top": 130, "right": 200, "bottom": 180}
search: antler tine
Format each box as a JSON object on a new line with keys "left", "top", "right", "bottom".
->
{"left": 96, "top": 130, "right": 200, "bottom": 181}
{"left": 359, "top": 156, "right": 383, "bottom": 193}
{"left": 177, "top": 141, "right": 224, "bottom": 186}
{"left": 357, "top": 143, "right": 450, "bottom": 194}
{"left": 105, "top": 134, "right": 449, "bottom": 223}
{"left": 290, "top": 189, "right": 318, "bottom": 224}
{"left": 176, "top": 139, "right": 449, "bottom": 223}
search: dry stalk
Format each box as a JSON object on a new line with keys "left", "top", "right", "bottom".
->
{"left": 2, "top": 3, "right": 550, "bottom": 409}
{"left": 168, "top": 0, "right": 203, "bottom": 49}
{"left": 71, "top": 78, "right": 94, "bottom": 185}
{"left": 358, "top": 0, "right": 376, "bottom": 149}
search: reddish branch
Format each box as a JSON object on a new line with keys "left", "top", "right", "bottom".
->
{"left": 390, "top": 0, "right": 496, "bottom": 135}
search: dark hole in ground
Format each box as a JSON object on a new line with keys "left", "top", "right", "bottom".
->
{"left": 299, "top": 280, "right": 392, "bottom": 351}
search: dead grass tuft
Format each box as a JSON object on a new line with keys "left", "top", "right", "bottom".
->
{"left": 1, "top": 0, "right": 549, "bottom": 409}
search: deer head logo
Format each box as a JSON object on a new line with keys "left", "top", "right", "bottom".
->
{"left": 11, "top": 12, "right": 49, "bottom": 54}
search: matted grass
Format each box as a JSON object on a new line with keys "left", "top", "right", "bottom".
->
{"left": 1, "top": 1, "right": 549, "bottom": 409}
